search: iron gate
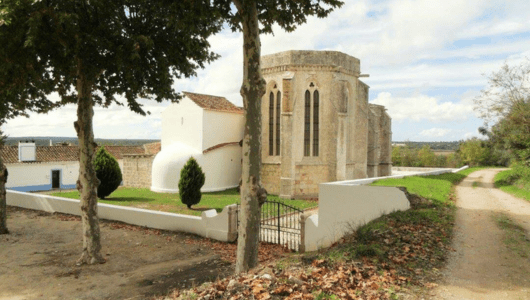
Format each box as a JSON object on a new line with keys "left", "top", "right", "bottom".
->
{"left": 237, "top": 200, "right": 303, "bottom": 251}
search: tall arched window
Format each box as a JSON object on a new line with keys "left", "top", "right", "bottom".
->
{"left": 313, "top": 90, "right": 319, "bottom": 156}
{"left": 269, "top": 92, "right": 274, "bottom": 156}
{"left": 267, "top": 86, "right": 281, "bottom": 157}
{"left": 276, "top": 91, "right": 281, "bottom": 156}
{"left": 304, "top": 90, "right": 311, "bottom": 156}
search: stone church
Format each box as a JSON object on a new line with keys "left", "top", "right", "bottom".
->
{"left": 259, "top": 51, "right": 391, "bottom": 198}
{"left": 124, "top": 50, "right": 392, "bottom": 199}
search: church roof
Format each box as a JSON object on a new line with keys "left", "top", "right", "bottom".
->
{"left": 183, "top": 92, "right": 243, "bottom": 114}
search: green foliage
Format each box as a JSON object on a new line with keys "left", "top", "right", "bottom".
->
{"left": 178, "top": 157, "right": 206, "bottom": 209}
{"left": 474, "top": 60, "right": 530, "bottom": 166}
{"left": 445, "top": 153, "right": 462, "bottom": 168}
{"left": 392, "top": 145, "right": 460, "bottom": 168}
{"left": 94, "top": 148, "right": 122, "bottom": 199}
{"left": 0, "top": 0, "right": 223, "bottom": 113}
{"left": 418, "top": 145, "right": 437, "bottom": 167}
{"left": 458, "top": 138, "right": 489, "bottom": 166}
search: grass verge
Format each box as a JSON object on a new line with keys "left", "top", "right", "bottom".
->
{"left": 50, "top": 187, "right": 318, "bottom": 217}
{"left": 494, "top": 213, "right": 530, "bottom": 258}
{"left": 494, "top": 169, "right": 530, "bottom": 201}
{"left": 162, "top": 169, "right": 473, "bottom": 299}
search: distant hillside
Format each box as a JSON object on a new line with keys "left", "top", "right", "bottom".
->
{"left": 392, "top": 141, "right": 460, "bottom": 151}
{"left": 3, "top": 136, "right": 159, "bottom": 147}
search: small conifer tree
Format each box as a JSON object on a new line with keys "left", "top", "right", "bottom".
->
{"left": 94, "top": 147, "right": 122, "bottom": 199}
{"left": 179, "top": 157, "right": 205, "bottom": 209}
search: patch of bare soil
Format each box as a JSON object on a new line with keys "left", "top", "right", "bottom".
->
{"left": 432, "top": 169, "right": 530, "bottom": 299}
{"left": 0, "top": 206, "right": 236, "bottom": 300}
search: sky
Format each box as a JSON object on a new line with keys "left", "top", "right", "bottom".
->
{"left": 3, "top": 0, "right": 530, "bottom": 142}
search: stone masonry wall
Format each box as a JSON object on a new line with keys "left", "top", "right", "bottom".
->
{"left": 123, "top": 155, "right": 154, "bottom": 188}
{"left": 294, "top": 164, "right": 329, "bottom": 197}
{"left": 261, "top": 163, "right": 281, "bottom": 195}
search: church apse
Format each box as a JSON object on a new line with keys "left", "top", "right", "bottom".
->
{"left": 260, "top": 50, "right": 392, "bottom": 199}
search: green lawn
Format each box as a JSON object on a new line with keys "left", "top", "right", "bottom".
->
{"left": 371, "top": 171, "right": 467, "bottom": 205}
{"left": 494, "top": 169, "right": 530, "bottom": 201}
{"left": 50, "top": 187, "right": 318, "bottom": 216}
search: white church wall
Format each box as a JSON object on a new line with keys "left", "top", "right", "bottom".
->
{"left": 161, "top": 97, "right": 203, "bottom": 150}
{"left": 6, "top": 162, "right": 79, "bottom": 192}
{"left": 151, "top": 142, "right": 241, "bottom": 193}
{"left": 202, "top": 110, "right": 244, "bottom": 150}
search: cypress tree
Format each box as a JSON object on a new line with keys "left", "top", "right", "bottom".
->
{"left": 179, "top": 157, "right": 205, "bottom": 209}
{"left": 94, "top": 147, "right": 122, "bottom": 199}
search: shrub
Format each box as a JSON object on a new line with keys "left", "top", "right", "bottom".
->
{"left": 179, "top": 157, "right": 205, "bottom": 209}
{"left": 94, "top": 147, "right": 122, "bottom": 199}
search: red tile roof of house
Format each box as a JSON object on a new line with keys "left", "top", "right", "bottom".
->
{"left": 183, "top": 92, "right": 243, "bottom": 114}
{"left": 143, "top": 142, "right": 161, "bottom": 155}
{"left": 0, "top": 145, "right": 145, "bottom": 164}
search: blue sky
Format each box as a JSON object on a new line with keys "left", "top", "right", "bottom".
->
{"left": 4, "top": 0, "right": 530, "bottom": 142}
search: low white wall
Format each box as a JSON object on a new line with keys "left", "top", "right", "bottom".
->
{"left": 304, "top": 185, "right": 410, "bottom": 252}
{"left": 6, "top": 190, "right": 237, "bottom": 242}
{"left": 303, "top": 165, "right": 469, "bottom": 252}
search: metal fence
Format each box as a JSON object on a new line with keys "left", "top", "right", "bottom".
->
{"left": 237, "top": 200, "right": 304, "bottom": 251}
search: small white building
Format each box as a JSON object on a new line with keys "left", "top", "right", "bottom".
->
{"left": 1, "top": 143, "right": 146, "bottom": 192}
{"left": 151, "top": 92, "right": 245, "bottom": 193}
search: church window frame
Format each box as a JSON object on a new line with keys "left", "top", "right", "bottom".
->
{"left": 304, "top": 90, "right": 311, "bottom": 156}
{"left": 267, "top": 83, "right": 281, "bottom": 157}
{"left": 276, "top": 91, "right": 281, "bottom": 156}
{"left": 269, "top": 91, "right": 275, "bottom": 156}
{"left": 304, "top": 83, "right": 320, "bottom": 157}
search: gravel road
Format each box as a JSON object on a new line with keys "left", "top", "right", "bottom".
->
{"left": 433, "top": 169, "right": 530, "bottom": 299}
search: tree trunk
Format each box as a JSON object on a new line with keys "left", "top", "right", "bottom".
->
{"left": 234, "top": 0, "right": 267, "bottom": 274}
{"left": 0, "top": 156, "right": 8, "bottom": 235}
{"left": 75, "top": 60, "right": 105, "bottom": 265}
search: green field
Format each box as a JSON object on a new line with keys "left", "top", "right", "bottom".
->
{"left": 50, "top": 187, "right": 318, "bottom": 216}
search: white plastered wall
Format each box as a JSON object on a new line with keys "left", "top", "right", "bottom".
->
{"left": 151, "top": 142, "right": 242, "bottom": 193}
{"left": 303, "top": 166, "right": 469, "bottom": 252}
{"left": 5, "top": 162, "right": 79, "bottom": 191}
{"left": 161, "top": 97, "right": 203, "bottom": 150}
{"left": 202, "top": 110, "right": 244, "bottom": 150}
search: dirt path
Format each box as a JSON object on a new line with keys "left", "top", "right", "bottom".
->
{"left": 433, "top": 169, "right": 530, "bottom": 299}
{"left": 0, "top": 207, "right": 233, "bottom": 300}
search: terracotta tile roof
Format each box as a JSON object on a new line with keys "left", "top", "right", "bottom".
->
{"left": 0, "top": 145, "right": 79, "bottom": 164}
{"left": 101, "top": 146, "right": 145, "bottom": 159}
{"left": 143, "top": 142, "right": 161, "bottom": 155}
{"left": 0, "top": 145, "right": 145, "bottom": 164}
{"left": 183, "top": 92, "right": 243, "bottom": 114}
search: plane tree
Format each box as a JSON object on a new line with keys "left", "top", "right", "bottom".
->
{"left": 212, "top": 0, "right": 344, "bottom": 273}
{"left": 0, "top": 0, "right": 222, "bottom": 264}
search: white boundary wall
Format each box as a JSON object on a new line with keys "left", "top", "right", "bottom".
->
{"left": 303, "top": 166, "right": 468, "bottom": 252}
{"left": 7, "top": 190, "right": 238, "bottom": 242}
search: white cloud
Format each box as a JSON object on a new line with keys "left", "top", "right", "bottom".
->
{"left": 463, "top": 131, "right": 487, "bottom": 140}
{"left": 419, "top": 128, "right": 452, "bottom": 138}
{"left": 371, "top": 92, "right": 474, "bottom": 122}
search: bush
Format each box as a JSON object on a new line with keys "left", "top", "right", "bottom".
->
{"left": 94, "top": 147, "right": 122, "bottom": 199}
{"left": 179, "top": 157, "right": 205, "bottom": 209}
